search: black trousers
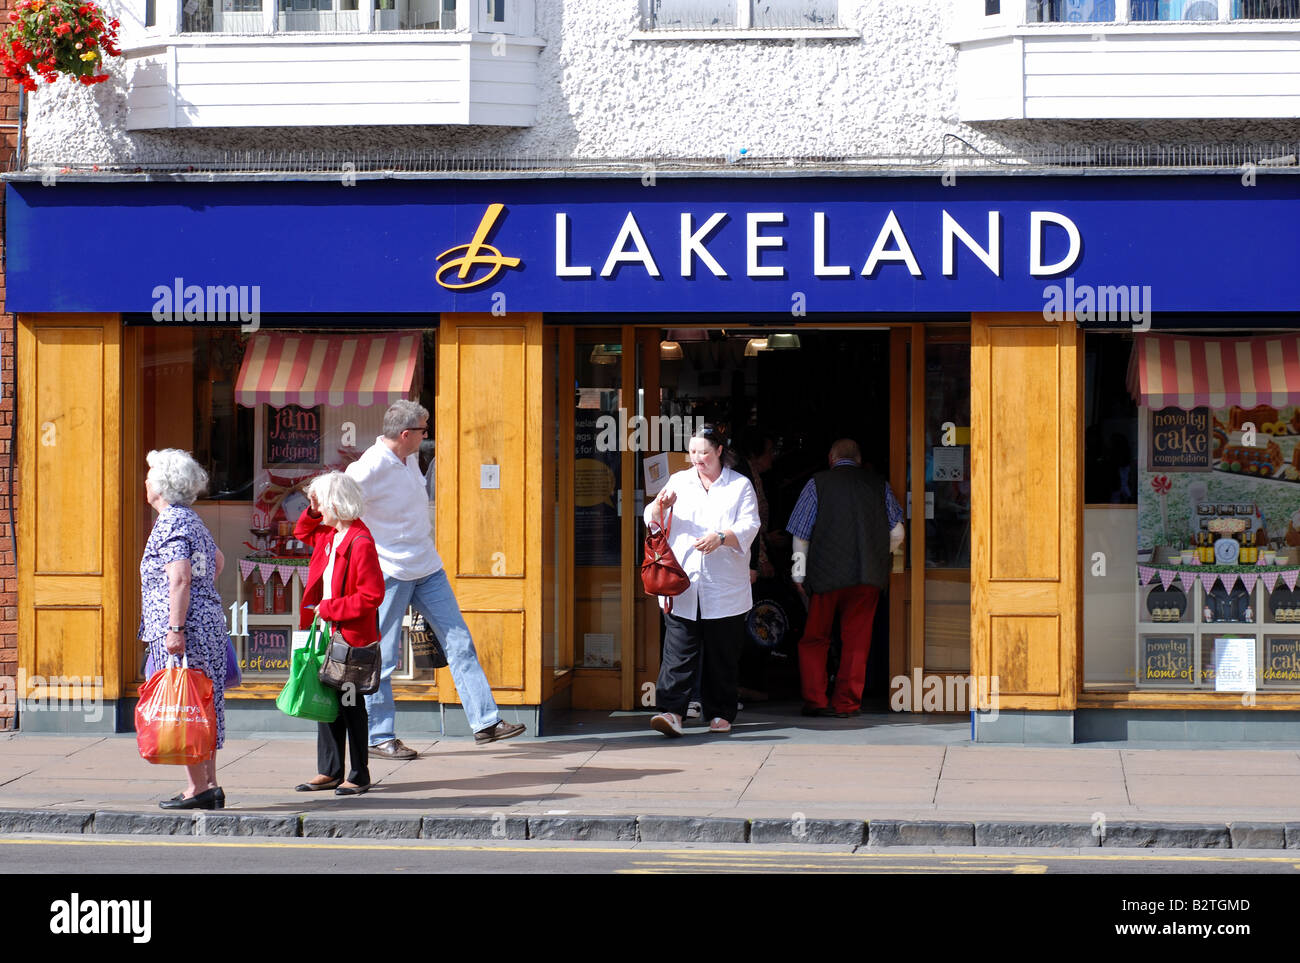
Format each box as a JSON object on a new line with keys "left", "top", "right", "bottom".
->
{"left": 658, "top": 611, "right": 745, "bottom": 723}
{"left": 318, "top": 696, "right": 370, "bottom": 786}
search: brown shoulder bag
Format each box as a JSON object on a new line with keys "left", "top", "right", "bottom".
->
{"left": 641, "top": 507, "right": 690, "bottom": 613}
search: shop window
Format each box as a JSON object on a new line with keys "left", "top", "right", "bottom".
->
{"left": 1084, "top": 329, "right": 1300, "bottom": 692}
{"left": 134, "top": 327, "right": 436, "bottom": 686}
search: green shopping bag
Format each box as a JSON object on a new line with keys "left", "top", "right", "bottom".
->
{"left": 275, "top": 616, "right": 339, "bottom": 724}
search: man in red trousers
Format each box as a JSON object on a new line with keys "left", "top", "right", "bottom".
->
{"left": 787, "top": 439, "right": 904, "bottom": 718}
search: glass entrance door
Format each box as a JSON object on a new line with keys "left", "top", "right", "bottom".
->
{"left": 922, "top": 333, "right": 972, "bottom": 675}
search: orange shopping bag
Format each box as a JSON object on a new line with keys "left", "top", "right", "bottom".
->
{"left": 135, "top": 655, "right": 217, "bottom": 766}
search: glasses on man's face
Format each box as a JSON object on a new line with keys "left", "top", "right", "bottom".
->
{"left": 405, "top": 425, "right": 430, "bottom": 437}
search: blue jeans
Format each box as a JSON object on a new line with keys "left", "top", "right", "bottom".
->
{"left": 366, "top": 568, "right": 501, "bottom": 743}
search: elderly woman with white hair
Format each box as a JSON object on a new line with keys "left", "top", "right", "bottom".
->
{"left": 141, "top": 448, "right": 230, "bottom": 810}
{"left": 292, "top": 471, "right": 386, "bottom": 796}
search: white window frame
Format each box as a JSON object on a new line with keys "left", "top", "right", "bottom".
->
{"left": 169, "top": 0, "right": 481, "bottom": 34}
{"left": 643, "top": 0, "right": 841, "bottom": 31}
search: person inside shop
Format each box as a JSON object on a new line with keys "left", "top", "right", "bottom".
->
{"left": 787, "top": 439, "right": 904, "bottom": 718}
{"left": 293, "top": 471, "right": 385, "bottom": 796}
{"left": 645, "top": 424, "right": 760, "bottom": 737}
{"left": 346, "top": 400, "right": 525, "bottom": 758}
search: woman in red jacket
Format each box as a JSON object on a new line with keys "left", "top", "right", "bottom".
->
{"left": 292, "top": 471, "right": 386, "bottom": 797}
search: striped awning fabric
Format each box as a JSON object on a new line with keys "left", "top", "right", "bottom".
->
{"left": 1129, "top": 333, "right": 1300, "bottom": 409}
{"left": 235, "top": 332, "right": 421, "bottom": 409}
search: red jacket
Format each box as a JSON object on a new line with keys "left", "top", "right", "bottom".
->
{"left": 294, "top": 510, "right": 385, "bottom": 647}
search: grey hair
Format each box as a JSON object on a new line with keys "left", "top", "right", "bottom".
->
{"left": 146, "top": 449, "right": 209, "bottom": 506}
{"left": 307, "top": 471, "right": 366, "bottom": 523}
{"left": 383, "top": 399, "right": 429, "bottom": 440}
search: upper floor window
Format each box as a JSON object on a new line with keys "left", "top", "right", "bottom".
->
{"left": 647, "top": 0, "right": 838, "bottom": 29}
{"left": 1025, "top": 0, "right": 1300, "bottom": 19}
{"left": 178, "top": 0, "right": 460, "bottom": 32}
{"left": 1026, "top": 0, "right": 1114, "bottom": 20}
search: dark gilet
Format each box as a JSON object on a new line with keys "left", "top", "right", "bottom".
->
{"left": 806, "top": 464, "right": 891, "bottom": 594}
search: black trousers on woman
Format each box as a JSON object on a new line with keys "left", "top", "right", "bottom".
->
{"left": 657, "top": 611, "right": 745, "bottom": 723}
{"left": 318, "top": 696, "right": 370, "bottom": 786}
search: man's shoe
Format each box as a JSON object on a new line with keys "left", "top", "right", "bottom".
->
{"left": 369, "top": 739, "right": 418, "bottom": 760}
{"left": 475, "top": 720, "right": 526, "bottom": 745}
{"left": 835, "top": 708, "right": 862, "bottom": 718}
{"left": 801, "top": 704, "right": 836, "bottom": 717}
{"left": 685, "top": 701, "right": 702, "bottom": 720}
{"left": 650, "top": 712, "right": 684, "bottom": 738}
{"left": 159, "top": 786, "right": 223, "bottom": 810}
{"left": 335, "top": 783, "right": 370, "bottom": 796}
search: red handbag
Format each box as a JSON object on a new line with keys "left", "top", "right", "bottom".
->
{"left": 641, "top": 507, "right": 690, "bottom": 613}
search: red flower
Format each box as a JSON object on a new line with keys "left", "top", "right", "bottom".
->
{"left": 77, "top": 3, "right": 90, "bottom": 12}
{"left": 53, "top": 20, "right": 71, "bottom": 34}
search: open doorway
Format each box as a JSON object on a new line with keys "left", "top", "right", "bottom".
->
{"left": 656, "top": 329, "right": 894, "bottom": 705}
{"left": 556, "top": 323, "right": 972, "bottom": 717}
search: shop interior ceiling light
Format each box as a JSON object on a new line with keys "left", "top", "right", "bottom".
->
{"left": 664, "top": 328, "right": 709, "bottom": 342}
{"left": 743, "top": 338, "right": 769, "bottom": 357}
{"left": 766, "top": 333, "right": 802, "bottom": 351}
{"left": 659, "top": 341, "right": 683, "bottom": 361}
{"left": 589, "top": 343, "right": 621, "bottom": 365}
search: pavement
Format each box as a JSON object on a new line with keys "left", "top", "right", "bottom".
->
{"left": 5, "top": 705, "right": 1300, "bottom": 848}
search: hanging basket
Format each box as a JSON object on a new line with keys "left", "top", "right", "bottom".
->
{"left": 2, "top": 0, "right": 121, "bottom": 92}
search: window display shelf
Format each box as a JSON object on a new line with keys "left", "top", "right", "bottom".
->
{"left": 1136, "top": 577, "right": 1300, "bottom": 689}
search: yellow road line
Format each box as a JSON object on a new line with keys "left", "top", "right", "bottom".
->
{"left": 0, "top": 837, "right": 1291, "bottom": 865}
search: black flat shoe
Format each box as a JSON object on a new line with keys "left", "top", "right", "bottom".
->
{"left": 801, "top": 704, "right": 836, "bottom": 718}
{"left": 334, "top": 783, "right": 370, "bottom": 796}
{"left": 295, "top": 777, "right": 342, "bottom": 792}
{"left": 159, "top": 786, "right": 223, "bottom": 810}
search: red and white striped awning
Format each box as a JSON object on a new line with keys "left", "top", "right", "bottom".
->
{"left": 1129, "top": 333, "right": 1300, "bottom": 409}
{"left": 235, "top": 332, "right": 421, "bottom": 409}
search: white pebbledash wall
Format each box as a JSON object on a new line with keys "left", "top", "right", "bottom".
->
{"left": 23, "top": 0, "right": 1300, "bottom": 166}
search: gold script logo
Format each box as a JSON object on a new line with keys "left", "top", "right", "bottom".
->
{"left": 435, "top": 203, "right": 522, "bottom": 290}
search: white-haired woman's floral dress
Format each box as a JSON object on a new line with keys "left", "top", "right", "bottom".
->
{"left": 140, "top": 503, "right": 229, "bottom": 748}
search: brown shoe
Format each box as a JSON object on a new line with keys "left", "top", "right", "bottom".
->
{"left": 369, "top": 739, "right": 417, "bottom": 760}
{"left": 475, "top": 720, "right": 526, "bottom": 744}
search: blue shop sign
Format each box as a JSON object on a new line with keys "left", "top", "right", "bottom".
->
{"left": 6, "top": 175, "right": 1299, "bottom": 314}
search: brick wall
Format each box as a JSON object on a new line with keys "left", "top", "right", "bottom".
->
{"left": 0, "top": 0, "right": 18, "bottom": 727}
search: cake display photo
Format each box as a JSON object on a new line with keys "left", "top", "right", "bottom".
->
{"left": 1215, "top": 405, "right": 1300, "bottom": 482}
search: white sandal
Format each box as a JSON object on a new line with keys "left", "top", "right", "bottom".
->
{"left": 651, "top": 712, "right": 684, "bottom": 738}
{"left": 708, "top": 717, "right": 732, "bottom": 733}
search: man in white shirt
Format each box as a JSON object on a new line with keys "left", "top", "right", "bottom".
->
{"left": 346, "top": 400, "right": 525, "bottom": 757}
